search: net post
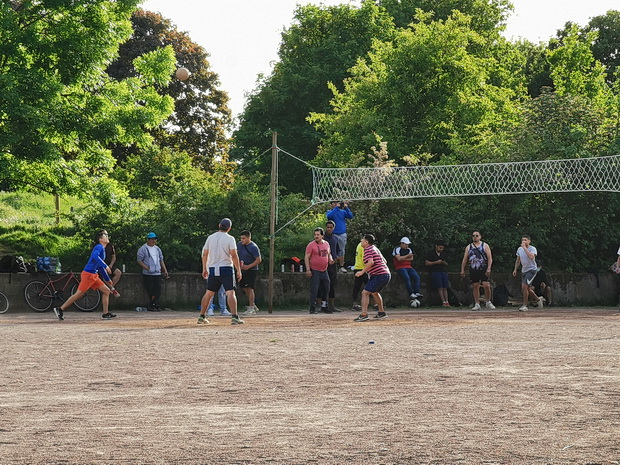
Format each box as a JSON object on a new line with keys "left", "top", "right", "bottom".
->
{"left": 268, "top": 132, "right": 278, "bottom": 314}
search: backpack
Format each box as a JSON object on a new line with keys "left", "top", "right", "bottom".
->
{"left": 447, "top": 287, "right": 461, "bottom": 307}
{"left": 0, "top": 255, "right": 28, "bottom": 273}
{"left": 492, "top": 284, "right": 511, "bottom": 307}
{"left": 36, "top": 256, "right": 62, "bottom": 273}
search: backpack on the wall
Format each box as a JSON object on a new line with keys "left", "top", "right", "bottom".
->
{"left": 0, "top": 255, "right": 28, "bottom": 273}
{"left": 36, "top": 256, "right": 62, "bottom": 273}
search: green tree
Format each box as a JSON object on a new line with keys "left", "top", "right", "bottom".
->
{"left": 547, "top": 23, "right": 611, "bottom": 104}
{"left": 510, "top": 88, "right": 616, "bottom": 160}
{"left": 107, "top": 10, "right": 231, "bottom": 169}
{"left": 0, "top": 0, "right": 175, "bottom": 196}
{"left": 310, "top": 12, "right": 523, "bottom": 167}
{"left": 581, "top": 10, "right": 620, "bottom": 85}
{"left": 232, "top": 1, "right": 396, "bottom": 195}
{"left": 376, "top": 0, "right": 513, "bottom": 38}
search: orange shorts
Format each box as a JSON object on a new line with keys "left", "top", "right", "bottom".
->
{"left": 78, "top": 271, "right": 104, "bottom": 292}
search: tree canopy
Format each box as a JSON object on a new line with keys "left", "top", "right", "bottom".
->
{"left": 232, "top": 1, "right": 396, "bottom": 195}
{"left": 0, "top": 0, "right": 175, "bottom": 196}
{"left": 108, "top": 10, "right": 231, "bottom": 170}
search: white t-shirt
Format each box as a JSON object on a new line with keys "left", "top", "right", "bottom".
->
{"left": 516, "top": 245, "right": 537, "bottom": 273}
{"left": 203, "top": 231, "right": 237, "bottom": 274}
{"left": 147, "top": 245, "right": 160, "bottom": 272}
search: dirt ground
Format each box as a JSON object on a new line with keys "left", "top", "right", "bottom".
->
{"left": 1, "top": 307, "right": 619, "bottom": 465}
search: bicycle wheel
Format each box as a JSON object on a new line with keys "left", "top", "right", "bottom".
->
{"left": 70, "top": 283, "right": 101, "bottom": 312}
{"left": 24, "top": 281, "right": 54, "bottom": 312}
{"left": 0, "top": 291, "right": 9, "bottom": 314}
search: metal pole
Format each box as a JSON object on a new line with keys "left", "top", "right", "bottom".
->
{"left": 268, "top": 132, "right": 278, "bottom": 313}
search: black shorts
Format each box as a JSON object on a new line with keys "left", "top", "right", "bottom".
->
{"left": 469, "top": 268, "right": 489, "bottom": 284}
{"left": 239, "top": 269, "right": 258, "bottom": 289}
{"left": 207, "top": 266, "right": 236, "bottom": 292}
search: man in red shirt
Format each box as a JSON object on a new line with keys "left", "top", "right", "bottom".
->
{"left": 354, "top": 233, "right": 391, "bottom": 322}
{"left": 304, "top": 227, "right": 334, "bottom": 314}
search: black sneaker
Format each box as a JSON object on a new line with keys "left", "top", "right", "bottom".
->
{"left": 53, "top": 307, "right": 64, "bottom": 321}
{"left": 373, "top": 312, "right": 388, "bottom": 319}
{"left": 102, "top": 312, "right": 117, "bottom": 319}
{"left": 309, "top": 306, "right": 317, "bottom": 314}
{"left": 354, "top": 314, "right": 369, "bottom": 322}
{"left": 320, "top": 307, "right": 334, "bottom": 314}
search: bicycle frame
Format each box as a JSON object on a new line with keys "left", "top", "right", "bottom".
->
{"left": 44, "top": 271, "right": 80, "bottom": 301}
{"left": 24, "top": 270, "right": 102, "bottom": 312}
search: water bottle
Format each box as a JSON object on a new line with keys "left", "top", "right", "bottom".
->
{"left": 300, "top": 265, "right": 304, "bottom": 272}
{"left": 135, "top": 306, "right": 147, "bottom": 312}
{"left": 281, "top": 264, "right": 285, "bottom": 272}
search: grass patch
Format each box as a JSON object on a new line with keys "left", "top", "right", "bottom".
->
{"left": 0, "top": 191, "right": 87, "bottom": 262}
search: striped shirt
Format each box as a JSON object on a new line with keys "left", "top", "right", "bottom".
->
{"left": 363, "top": 245, "right": 390, "bottom": 276}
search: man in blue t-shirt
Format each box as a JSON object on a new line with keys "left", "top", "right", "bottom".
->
{"left": 237, "top": 230, "right": 262, "bottom": 315}
{"left": 326, "top": 201, "right": 354, "bottom": 272}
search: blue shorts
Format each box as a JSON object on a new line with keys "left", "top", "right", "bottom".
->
{"left": 207, "top": 266, "right": 236, "bottom": 292}
{"left": 431, "top": 271, "right": 450, "bottom": 289}
{"left": 365, "top": 273, "right": 391, "bottom": 293}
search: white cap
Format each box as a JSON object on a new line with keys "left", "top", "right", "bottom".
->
{"left": 400, "top": 237, "right": 411, "bottom": 244}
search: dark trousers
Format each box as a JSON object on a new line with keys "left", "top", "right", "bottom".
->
{"left": 309, "top": 269, "right": 330, "bottom": 307}
{"left": 320, "top": 263, "right": 338, "bottom": 300}
{"left": 352, "top": 270, "right": 369, "bottom": 302}
{"left": 143, "top": 274, "right": 161, "bottom": 306}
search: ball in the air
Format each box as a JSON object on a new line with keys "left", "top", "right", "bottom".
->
{"left": 176, "top": 67, "right": 190, "bottom": 81}
{"left": 410, "top": 299, "right": 420, "bottom": 308}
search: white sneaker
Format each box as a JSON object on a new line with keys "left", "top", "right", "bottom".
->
{"left": 409, "top": 293, "right": 417, "bottom": 299}
{"left": 519, "top": 305, "right": 528, "bottom": 312}
{"left": 472, "top": 303, "right": 481, "bottom": 311}
{"left": 339, "top": 267, "right": 348, "bottom": 273}
{"left": 207, "top": 308, "right": 214, "bottom": 317}
{"left": 538, "top": 296, "right": 544, "bottom": 309}
{"left": 220, "top": 309, "right": 232, "bottom": 316}
{"left": 486, "top": 301, "right": 496, "bottom": 310}
{"left": 243, "top": 306, "right": 258, "bottom": 315}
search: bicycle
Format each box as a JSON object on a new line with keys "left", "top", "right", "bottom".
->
{"left": 24, "top": 270, "right": 101, "bottom": 312}
{"left": 0, "top": 290, "right": 9, "bottom": 314}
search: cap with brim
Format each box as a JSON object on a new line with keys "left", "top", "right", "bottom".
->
{"left": 219, "top": 218, "right": 232, "bottom": 229}
{"left": 400, "top": 237, "right": 411, "bottom": 244}
{"left": 146, "top": 232, "right": 158, "bottom": 239}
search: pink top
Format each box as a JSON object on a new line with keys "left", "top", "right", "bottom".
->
{"left": 306, "top": 240, "right": 331, "bottom": 272}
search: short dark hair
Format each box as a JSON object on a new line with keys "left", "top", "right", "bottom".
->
{"left": 95, "top": 229, "right": 108, "bottom": 241}
{"left": 522, "top": 234, "right": 531, "bottom": 240}
{"left": 363, "top": 233, "right": 375, "bottom": 245}
{"left": 314, "top": 227, "right": 325, "bottom": 236}
{"left": 435, "top": 239, "right": 445, "bottom": 246}
{"left": 240, "top": 230, "right": 251, "bottom": 238}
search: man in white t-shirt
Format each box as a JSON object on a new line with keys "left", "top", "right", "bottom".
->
{"left": 197, "top": 218, "right": 244, "bottom": 325}
{"left": 512, "top": 234, "right": 538, "bottom": 312}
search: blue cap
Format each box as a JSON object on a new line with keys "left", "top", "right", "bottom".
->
{"left": 219, "top": 218, "right": 232, "bottom": 229}
{"left": 146, "top": 232, "right": 158, "bottom": 239}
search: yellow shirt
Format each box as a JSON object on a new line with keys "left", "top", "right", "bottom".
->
{"left": 354, "top": 242, "right": 365, "bottom": 270}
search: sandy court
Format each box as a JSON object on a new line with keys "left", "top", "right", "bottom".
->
{"left": 1, "top": 308, "right": 619, "bottom": 464}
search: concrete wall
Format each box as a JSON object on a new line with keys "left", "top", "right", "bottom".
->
{"left": 1, "top": 271, "right": 617, "bottom": 312}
